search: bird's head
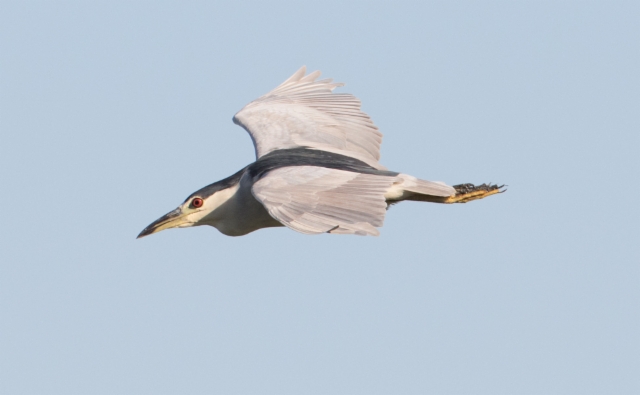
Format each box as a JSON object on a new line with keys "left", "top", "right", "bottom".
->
{"left": 136, "top": 195, "right": 209, "bottom": 239}
{"left": 136, "top": 169, "right": 244, "bottom": 239}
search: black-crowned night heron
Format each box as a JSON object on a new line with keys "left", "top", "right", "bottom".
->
{"left": 138, "top": 67, "right": 503, "bottom": 238}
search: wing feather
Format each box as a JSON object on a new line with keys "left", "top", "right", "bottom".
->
{"left": 233, "top": 66, "right": 384, "bottom": 169}
{"left": 252, "top": 166, "right": 397, "bottom": 236}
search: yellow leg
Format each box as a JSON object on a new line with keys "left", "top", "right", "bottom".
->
{"left": 444, "top": 183, "right": 505, "bottom": 204}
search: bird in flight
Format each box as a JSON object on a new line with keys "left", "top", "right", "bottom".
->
{"left": 138, "top": 67, "right": 503, "bottom": 238}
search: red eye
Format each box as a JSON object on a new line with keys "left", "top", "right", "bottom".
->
{"left": 191, "top": 197, "right": 203, "bottom": 208}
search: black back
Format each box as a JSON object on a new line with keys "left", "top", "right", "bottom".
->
{"left": 248, "top": 148, "right": 398, "bottom": 179}
{"left": 188, "top": 148, "right": 398, "bottom": 200}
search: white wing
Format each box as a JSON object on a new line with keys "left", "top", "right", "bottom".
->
{"left": 233, "top": 66, "right": 384, "bottom": 169}
{"left": 252, "top": 166, "right": 398, "bottom": 236}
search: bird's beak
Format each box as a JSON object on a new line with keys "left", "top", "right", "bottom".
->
{"left": 137, "top": 208, "right": 189, "bottom": 239}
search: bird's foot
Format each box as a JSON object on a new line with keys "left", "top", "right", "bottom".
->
{"left": 445, "top": 183, "right": 506, "bottom": 203}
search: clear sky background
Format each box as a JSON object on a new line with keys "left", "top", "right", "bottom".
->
{"left": 1, "top": 1, "right": 638, "bottom": 394}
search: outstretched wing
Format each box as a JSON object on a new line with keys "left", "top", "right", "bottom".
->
{"left": 233, "top": 66, "right": 384, "bottom": 169}
{"left": 252, "top": 166, "right": 398, "bottom": 236}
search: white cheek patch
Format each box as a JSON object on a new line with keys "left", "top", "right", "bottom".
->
{"left": 187, "top": 184, "right": 240, "bottom": 223}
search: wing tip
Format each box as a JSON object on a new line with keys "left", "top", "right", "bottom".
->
{"left": 278, "top": 66, "right": 347, "bottom": 90}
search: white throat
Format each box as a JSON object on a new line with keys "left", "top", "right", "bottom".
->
{"left": 195, "top": 176, "right": 282, "bottom": 236}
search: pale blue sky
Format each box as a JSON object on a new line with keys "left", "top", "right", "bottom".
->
{"left": 1, "top": 1, "right": 638, "bottom": 394}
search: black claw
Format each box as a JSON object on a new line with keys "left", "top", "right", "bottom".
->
{"left": 453, "top": 181, "right": 506, "bottom": 195}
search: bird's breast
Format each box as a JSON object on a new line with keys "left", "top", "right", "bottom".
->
{"left": 198, "top": 173, "right": 283, "bottom": 236}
